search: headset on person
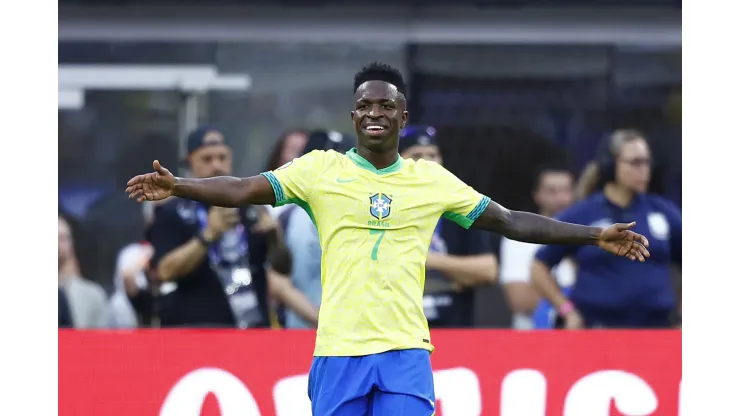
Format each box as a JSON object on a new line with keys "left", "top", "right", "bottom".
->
{"left": 595, "top": 133, "right": 618, "bottom": 188}
{"left": 594, "top": 129, "right": 664, "bottom": 195}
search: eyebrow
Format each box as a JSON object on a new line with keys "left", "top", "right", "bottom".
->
{"left": 357, "top": 98, "right": 395, "bottom": 104}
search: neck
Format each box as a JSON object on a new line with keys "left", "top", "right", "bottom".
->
{"left": 539, "top": 209, "right": 554, "bottom": 218}
{"left": 603, "top": 183, "right": 635, "bottom": 208}
{"left": 356, "top": 146, "right": 398, "bottom": 170}
{"left": 59, "top": 259, "right": 80, "bottom": 285}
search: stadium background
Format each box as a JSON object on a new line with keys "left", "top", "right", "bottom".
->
{"left": 58, "top": 1, "right": 681, "bottom": 414}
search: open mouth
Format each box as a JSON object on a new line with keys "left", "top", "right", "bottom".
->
{"left": 363, "top": 125, "right": 387, "bottom": 136}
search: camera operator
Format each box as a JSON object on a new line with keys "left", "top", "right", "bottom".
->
{"left": 148, "top": 126, "right": 315, "bottom": 328}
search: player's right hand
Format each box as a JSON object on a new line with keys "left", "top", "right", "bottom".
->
{"left": 126, "top": 160, "right": 176, "bottom": 203}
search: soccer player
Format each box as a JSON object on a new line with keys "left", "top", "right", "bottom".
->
{"left": 126, "top": 62, "right": 650, "bottom": 415}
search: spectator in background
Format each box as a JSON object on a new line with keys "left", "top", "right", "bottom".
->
{"left": 58, "top": 215, "right": 109, "bottom": 328}
{"left": 265, "top": 129, "right": 309, "bottom": 218}
{"left": 499, "top": 163, "right": 576, "bottom": 330}
{"left": 108, "top": 201, "right": 173, "bottom": 328}
{"left": 278, "top": 130, "right": 353, "bottom": 328}
{"left": 149, "top": 126, "right": 316, "bottom": 328}
{"left": 109, "top": 242, "right": 153, "bottom": 328}
{"left": 399, "top": 126, "right": 498, "bottom": 328}
{"left": 532, "top": 129, "right": 682, "bottom": 329}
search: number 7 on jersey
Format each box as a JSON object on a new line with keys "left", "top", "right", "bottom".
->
{"left": 369, "top": 229, "right": 386, "bottom": 261}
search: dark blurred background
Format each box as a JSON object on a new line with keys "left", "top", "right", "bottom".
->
{"left": 58, "top": 0, "right": 681, "bottom": 328}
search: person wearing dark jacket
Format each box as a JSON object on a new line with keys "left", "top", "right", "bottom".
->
{"left": 532, "top": 129, "right": 682, "bottom": 329}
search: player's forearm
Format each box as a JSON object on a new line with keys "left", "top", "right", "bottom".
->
{"left": 427, "top": 253, "right": 497, "bottom": 286}
{"left": 530, "top": 260, "right": 569, "bottom": 309}
{"left": 172, "top": 176, "right": 261, "bottom": 207}
{"left": 157, "top": 238, "right": 208, "bottom": 281}
{"left": 474, "top": 203, "right": 601, "bottom": 246}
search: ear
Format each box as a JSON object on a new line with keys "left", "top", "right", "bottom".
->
{"left": 401, "top": 110, "right": 408, "bottom": 129}
{"left": 350, "top": 111, "right": 356, "bottom": 121}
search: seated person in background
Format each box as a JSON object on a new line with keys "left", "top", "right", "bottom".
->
{"left": 148, "top": 126, "right": 317, "bottom": 328}
{"left": 399, "top": 125, "right": 498, "bottom": 328}
{"left": 532, "top": 129, "right": 682, "bottom": 329}
{"left": 59, "top": 215, "right": 109, "bottom": 328}
{"left": 278, "top": 130, "right": 354, "bottom": 328}
{"left": 499, "top": 162, "right": 576, "bottom": 329}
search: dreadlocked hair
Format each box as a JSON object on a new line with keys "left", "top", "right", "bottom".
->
{"left": 353, "top": 62, "right": 408, "bottom": 97}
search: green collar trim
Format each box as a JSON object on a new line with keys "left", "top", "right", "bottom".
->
{"left": 345, "top": 147, "right": 403, "bottom": 174}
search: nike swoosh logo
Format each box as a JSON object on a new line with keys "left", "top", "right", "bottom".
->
{"left": 336, "top": 178, "right": 357, "bottom": 183}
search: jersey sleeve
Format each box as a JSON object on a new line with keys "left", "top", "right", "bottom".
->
{"left": 260, "top": 150, "right": 327, "bottom": 207}
{"left": 430, "top": 162, "right": 491, "bottom": 229}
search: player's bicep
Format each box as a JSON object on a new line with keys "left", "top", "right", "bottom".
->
{"left": 470, "top": 200, "right": 512, "bottom": 233}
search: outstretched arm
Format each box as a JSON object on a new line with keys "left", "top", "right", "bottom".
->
{"left": 428, "top": 161, "right": 646, "bottom": 259}
{"left": 472, "top": 201, "right": 601, "bottom": 245}
{"left": 172, "top": 175, "right": 276, "bottom": 207}
{"left": 472, "top": 200, "right": 650, "bottom": 261}
{"left": 127, "top": 160, "right": 277, "bottom": 207}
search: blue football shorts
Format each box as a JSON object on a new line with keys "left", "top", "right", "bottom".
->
{"left": 307, "top": 348, "right": 436, "bottom": 415}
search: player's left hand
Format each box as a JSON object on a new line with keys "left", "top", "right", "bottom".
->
{"left": 597, "top": 222, "right": 650, "bottom": 262}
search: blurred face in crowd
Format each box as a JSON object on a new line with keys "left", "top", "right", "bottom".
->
{"left": 280, "top": 132, "right": 308, "bottom": 165}
{"left": 58, "top": 217, "right": 74, "bottom": 269}
{"left": 188, "top": 131, "right": 233, "bottom": 179}
{"left": 351, "top": 81, "right": 408, "bottom": 153}
{"left": 533, "top": 170, "right": 574, "bottom": 217}
{"left": 615, "top": 137, "right": 652, "bottom": 193}
{"left": 401, "top": 144, "right": 443, "bottom": 165}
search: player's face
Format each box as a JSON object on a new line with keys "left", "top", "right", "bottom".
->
{"left": 401, "top": 144, "right": 442, "bottom": 165}
{"left": 351, "top": 81, "right": 408, "bottom": 153}
{"left": 615, "top": 138, "right": 652, "bottom": 193}
{"left": 189, "top": 144, "right": 233, "bottom": 178}
{"left": 533, "top": 171, "right": 574, "bottom": 217}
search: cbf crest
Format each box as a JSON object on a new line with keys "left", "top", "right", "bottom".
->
{"left": 370, "top": 193, "right": 392, "bottom": 220}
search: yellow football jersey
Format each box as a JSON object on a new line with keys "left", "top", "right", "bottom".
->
{"left": 261, "top": 148, "right": 490, "bottom": 356}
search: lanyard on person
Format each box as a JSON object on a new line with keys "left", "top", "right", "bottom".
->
{"left": 195, "top": 204, "right": 250, "bottom": 268}
{"left": 195, "top": 204, "right": 262, "bottom": 328}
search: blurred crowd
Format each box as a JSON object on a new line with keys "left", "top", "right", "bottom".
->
{"left": 58, "top": 122, "right": 682, "bottom": 331}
